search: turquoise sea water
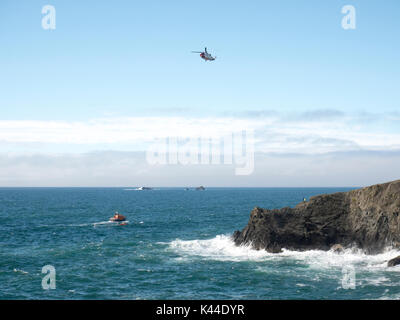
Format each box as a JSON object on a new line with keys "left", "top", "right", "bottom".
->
{"left": 1, "top": 187, "right": 400, "bottom": 300}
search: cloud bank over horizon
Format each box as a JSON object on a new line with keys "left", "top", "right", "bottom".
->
{"left": 1, "top": 110, "right": 400, "bottom": 153}
{"left": 0, "top": 150, "right": 399, "bottom": 187}
{"left": 0, "top": 110, "right": 400, "bottom": 187}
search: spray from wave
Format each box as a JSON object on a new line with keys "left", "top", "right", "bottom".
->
{"left": 168, "top": 234, "right": 400, "bottom": 271}
{"left": 168, "top": 235, "right": 400, "bottom": 298}
{"left": 168, "top": 234, "right": 274, "bottom": 262}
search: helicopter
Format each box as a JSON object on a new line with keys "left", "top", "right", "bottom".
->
{"left": 192, "top": 47, "right": 216, "bottom": 61}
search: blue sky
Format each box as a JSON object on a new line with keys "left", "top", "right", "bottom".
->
{"left": 1, "top": 0, "right": 399, "bottom": 119}
{"left": 0, "top": 1, "right": 399, "bottom": 186}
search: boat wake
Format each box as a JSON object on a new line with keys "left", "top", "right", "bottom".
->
{"left": 123, "top": 187, "right": 156, "bottom": 191}
{"left": 62, "top": 221, "right": 130, "bottom": 227}
{"left": 94, "top": 220, "right": 129, "bottom": 227}
{"left": 13, "top": 268, "right": 29, "bottom": 275}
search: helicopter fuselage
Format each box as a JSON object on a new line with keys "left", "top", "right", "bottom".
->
{"left": 200, "top": 52, "right": 216, "bottom": 61}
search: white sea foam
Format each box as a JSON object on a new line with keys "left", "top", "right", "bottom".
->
{"left": 168, "top": 234, "right": 400, "bottom": 298}
{"left": 13, "top": 268, "right": 28, "bottom": 275}
{"left": 277, "top": 247, "right": 400, "bottom": 273}
{"left": 93, "top": 221, "right": 129, "bottom": 227}
{"left": 168, "top": 234, "right": 275, "bottom": 262}
{"left": 168, "top": 234, "right": 400, "bottom": 273}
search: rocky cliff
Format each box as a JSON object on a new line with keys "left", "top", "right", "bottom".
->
{"left": 233, "top": 180, "right": 400, "bottom": 254}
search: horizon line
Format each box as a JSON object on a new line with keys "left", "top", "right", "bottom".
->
{"left": 0, "top": 186, "right": 360, "bottom": 189}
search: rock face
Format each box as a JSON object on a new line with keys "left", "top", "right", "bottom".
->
{"left": 388, "top": 256, "right": 400, "bottom": 267}
{"left": 233, "top": 180, "right": 400, "bottom": 254}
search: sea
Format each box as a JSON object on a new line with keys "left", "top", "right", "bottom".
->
{"left": 1, "top": 187, "right": 400, "bottom": 300}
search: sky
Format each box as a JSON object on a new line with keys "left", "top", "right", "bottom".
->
{"left": 0, "top": 0, "right": 399, "bottom": 187}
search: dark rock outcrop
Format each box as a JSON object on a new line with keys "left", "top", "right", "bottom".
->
{"left": 233, "top": 180, "right": 400, "bottom": 254}
{"left": 388, "top": 256, "right": 400, "bottom": 267}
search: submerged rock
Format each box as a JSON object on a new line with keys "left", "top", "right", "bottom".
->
{"left": 388, "top": 256, "right": 400, "bottom": 267}
{"left": 233, "top": 180, "right": 400, "bottom": 254}
{"left": 331, "top": 244, "right": 345, "bottom": 253}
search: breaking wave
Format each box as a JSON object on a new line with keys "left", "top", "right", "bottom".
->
{"left": 168, "top": 234, "right": 400, "bottom": 271}
{"left": 168, "top": 234, "right": 273, "bottom": 262}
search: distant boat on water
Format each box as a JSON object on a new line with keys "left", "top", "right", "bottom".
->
{"left": 136, "top": 187, "right": 153, "bottom": 191}
{"left": 109, "top": 212, "right": 126, "bottom": 222}
{"left": 195, "top": 186, "right": 205, "bottom": 191}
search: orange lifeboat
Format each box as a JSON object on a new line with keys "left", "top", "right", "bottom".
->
{"left": 109, "top": 212, "right": 126, "bottom": 222}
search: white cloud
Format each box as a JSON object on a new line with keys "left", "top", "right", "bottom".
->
{"left": 0, "top": 112, "right": 399, "bottom": 155}
{"left": 0, "top": 117, "right": 257, "bottom": 145}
